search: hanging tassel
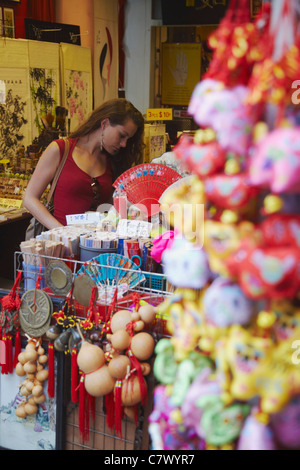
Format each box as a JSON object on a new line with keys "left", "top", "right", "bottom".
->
{"left": 114, "top": 380, "right": 123, "bottom": 438}
{"left": 13, "top": 329, "right": 21, "bottom": 369}
{"left": 0, "top": 327, "right": 4, "bottom": 370}
{"left": 1, "top": 336, "right": 6, "bottom": 374}
{"left": 47, "top": 343, "right": 55, "bottom": 399}
{"left": 1, "top": 334, "right": 7, "bottom": 375}
{"left": 71, "top": 348, "right": 79, "bottom": 403}
{"left": 6, "top": 335, "right": 14, "bottom": 374}
{"left": 0, "top": 270, "right": 22, "bottom": 313}
{"left": 34, "top": 265, "right": 42, "bottom": 313}
{"left": 78, "top": 372, "right": 89, "bottom": 441}
{"left": 105, "top": 391, "right": 115, "bottom": 431}
{"left": 130, "top": 292, "right": 141, "bottom": 312}
{"left": 127, "top": 349, "right": 147, "bottom": 405}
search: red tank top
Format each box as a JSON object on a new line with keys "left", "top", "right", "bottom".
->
{"left": 53, "top": 138, "right": 113, "bottom": 225}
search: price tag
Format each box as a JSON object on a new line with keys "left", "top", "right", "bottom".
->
{"left": 146, "top": 108, "right": 173, "bottom": 121}
{"left": 117, "top": 219, "right": 152, "bottom": 238}
{"left": 66, "top": 212, "right": 102, "bottom": 225}
{"left": 0, "top": 198, "right": 23, "bottom": 208}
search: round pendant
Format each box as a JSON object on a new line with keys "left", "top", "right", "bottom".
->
{"left": 73, "top": 274, "right": 97, "bottom": 307}
{"left": 19, "top": 289, "right": 52, "bottom": 331}
{"left": 45, "top": 260, "right": 73, "bottom": 296}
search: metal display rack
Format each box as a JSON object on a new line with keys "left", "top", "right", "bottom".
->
{"left": 13, "top": 250, "right": 171, "bottom": 450}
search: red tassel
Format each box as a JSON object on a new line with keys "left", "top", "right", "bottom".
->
{"left": 47, "top": 343, "right": 55, "bottom": 398}
{"left": 114, "top": 380, "right": 123, "bottom": 438}
{"left": 2, "top": 336, "right": 13, "bottom": 374}
{"left": 71, "top": 348, "right": 79, "bottom": 403}
{"left": 5, "top": 335, "right": 13, "bottom": 374}
{"left": 13, "top": 329, "right": 21, "bottom": 369}
{"left": 128, "top": 350, "right": 147, "bottom": 405}
{"left": 78, "top": 373, "right": 89, "bottom": 441}
{"left": 1, "top": 336, "right": 6, "bottom": 374}
{"left": 0, "top": 329, "right": 5, "bottom": 368}
{"left": 105, "top": 391, "right": 115, "bottom": 431}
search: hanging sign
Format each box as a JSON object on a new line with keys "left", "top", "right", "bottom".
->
{"left": 146, "top": 108, "right": 173, "bottom": 121}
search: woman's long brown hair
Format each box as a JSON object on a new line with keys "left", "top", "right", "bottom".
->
{"left": 69, "top": 98, "right": 145, "bottom": 180}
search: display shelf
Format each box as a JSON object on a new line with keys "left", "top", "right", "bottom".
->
{"left": 12, "top": 250, "right": 170, "bottom": 450}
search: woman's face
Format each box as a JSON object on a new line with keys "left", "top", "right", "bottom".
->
{"left": 101, "top": 118, "right": 137, "bottom": 155}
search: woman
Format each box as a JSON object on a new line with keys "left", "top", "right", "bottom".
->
{"left": 23, "top": 98, "right": 144, "bottom": 229}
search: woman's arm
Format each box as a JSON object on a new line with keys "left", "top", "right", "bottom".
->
{"left": 23, "top": 140, "right": 64, "bottom": 230}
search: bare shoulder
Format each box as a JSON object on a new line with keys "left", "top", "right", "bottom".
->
{"left": 37, "top": 140, "right": 61, "bottom": 168}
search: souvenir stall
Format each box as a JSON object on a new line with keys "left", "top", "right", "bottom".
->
{"left": 148, "top": 0, "right": 300, "bottom": 451}
{"left": 2, "top": 0, "right": 300, "bottom": 452}
{"left": 0, "top": 158, "right": 181, "bottom": 450}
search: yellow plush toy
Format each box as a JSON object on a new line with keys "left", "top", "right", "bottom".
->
{"left": 256, "top": 329, "right": 300, "bottom": 414}
{"left": 215, "top": 325, "right": 273, "bottom": 404}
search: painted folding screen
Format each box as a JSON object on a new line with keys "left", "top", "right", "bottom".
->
{"left": 60, "top": 43, "right": 93, "bottom": 133}
{"left": 0, "top": 38, "right": 31, "bottom": 159}
{"left": 28, "top": 40, "right": 61, "bottom": 141}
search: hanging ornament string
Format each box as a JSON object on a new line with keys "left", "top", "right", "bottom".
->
{"left": 204, "top": 0, "right": 253, "bottom": 87}
{"left": 247, "top": 0, "right": 300, "bottom": 123}
{"left": 114, "top": 379, "right": 123, "bottom": 438}
{"left": 0, "top": 271, "right": 22, "bottom": 374}
{"left": 13, "top": 271, "right": 22, "bottom": 368}
{"left": 71, "top": 347, "right": 79, "bottom": 403}
{"left": 47, "top": 343, "right": 55, "bottom": 399}
{"left": 80, "top": 285, "right": 98, "bottom": 331}
{"left": 1, "top": 270, "right": 22, "bottom": 313}
{"left": 33, "top": 264, "right": 43, "bottom": 313}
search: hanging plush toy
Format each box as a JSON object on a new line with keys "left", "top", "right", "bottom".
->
{"left": 15, "top": 339, "right": 49, "bottom": 419}
{"left": 202, "top": 277, "right": 254, "bottom": 328}
{"left": 214, "top": 325, "right": 273, "bottom": 403}
{"left": 162, "top": 237, "right": 211, "bottom": 290}
{"left": 249, "top": 127, "right": 300, "bottom": 193}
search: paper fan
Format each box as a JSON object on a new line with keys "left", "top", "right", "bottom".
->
{"left": 113, "top": 163, "right": 182, "bottom": 216}
{"left": 76, "top": 253, "right": 146, "bottom": 303}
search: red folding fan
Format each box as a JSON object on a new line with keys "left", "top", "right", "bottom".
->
{"left": 113, "top": 163, "right": 182, "bottom": 217}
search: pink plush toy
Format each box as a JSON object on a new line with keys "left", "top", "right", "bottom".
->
{"left": 249, "top": 127, "right": 300, "bottom": 193}
{"left": 188, "top": 80, "right": 255, "bottom": 155}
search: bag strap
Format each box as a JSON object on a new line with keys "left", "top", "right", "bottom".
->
{"left": 45, "top": 137, "right": 70, "bottom": 207}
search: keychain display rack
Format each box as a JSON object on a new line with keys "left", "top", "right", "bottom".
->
{"left": 12, "top": 250, "right": 171, "bottom": 450}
